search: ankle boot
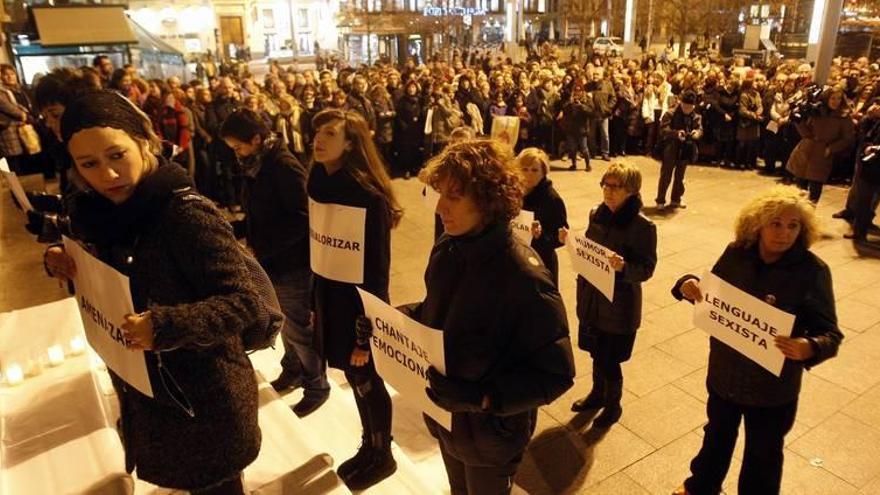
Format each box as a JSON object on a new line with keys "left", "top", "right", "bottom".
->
{"left": 593, "top": 378, "right": 623, "bottom": 427}
{"left": 337, "top": 435, "right": 372, "bottom": 481}
{"left": 572, "top": 367, "right": 605, "bottom": 412}
{"left": 343, "top": 432, "right": 397, "bottom": 490}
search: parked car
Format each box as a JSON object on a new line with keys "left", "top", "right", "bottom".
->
{"left": 592, "top": 37, "right": 623, "bottom": 56}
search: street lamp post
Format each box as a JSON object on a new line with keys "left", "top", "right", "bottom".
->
{"left": 288, "top": 0, "right": 299, "bottom": 59}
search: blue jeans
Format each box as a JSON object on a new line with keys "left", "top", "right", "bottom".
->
{"left": 271, "top": 268, "right": 329, "bottom": 396}
{"left": 597, "top": 118, "right": 610, "bottom": 156}
{"left": 566, "top": 134, "right": 590, "bottom": 168}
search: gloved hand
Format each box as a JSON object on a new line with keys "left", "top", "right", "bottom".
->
{"left": 25, "top": 209, "right": 47, "bottom": 236}
{"left": 425, "top": 366, "right": 486, "bottom": 413}
{"left": 355, "top": 315, "right": 373, "bottom": 350}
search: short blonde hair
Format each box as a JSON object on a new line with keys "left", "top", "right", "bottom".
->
{"left": 733, "top": 185, "right": 820, "bottom": 249}
{"left": 425, "top": 139, "right": 524, "bottom": 224}
{"left": 516, "top": 147, "right": 550, "bottom": 176}
{"left": 602, "top": 162, "right": 642, "bottom": 194}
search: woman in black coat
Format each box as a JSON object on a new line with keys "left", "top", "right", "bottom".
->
{"left": 307, "top": 108, "right": 404, "bottom": 490}
{"left": 44, "top": 91, "right": 261, "bottom": 494}
{"left": 410, "top": 139, "right": 575, "bottom": 495}
{"left": 394, "top": 80, "right": 424, "bottom": 177}
{"left": 672, "top": 185, "right": 842, "bottom": 495}
{"left": 562, "top": 162, "right": 657, "bottom": 427}
{"left": 516, "top": 147, "right": 568, "bottom": 285}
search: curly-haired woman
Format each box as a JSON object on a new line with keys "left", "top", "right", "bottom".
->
{"left": 405, "top": 139, "right": 575, "bottom": 494}
{"left": 672, "top": 185, "right": 843, "bottom": 495}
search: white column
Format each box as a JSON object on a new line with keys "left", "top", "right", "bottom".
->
{"left": 623, "top": 0, "right": 637, "bottom": 58}
{"left": 807, "top": 0, "right": 843, "bottom": 85}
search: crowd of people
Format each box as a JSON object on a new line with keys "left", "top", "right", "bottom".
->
{"left": 3, "top": 41, "right": 869, "bottom": 495}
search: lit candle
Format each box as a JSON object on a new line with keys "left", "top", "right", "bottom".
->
{"left": 47, "top": 345, "right": 65, "bottom": 366}
{"left": 69, "top": 337, "right": 86, "bottom": 356}
{"left": 5, "top": 364, "right": 24, "bottom": 385}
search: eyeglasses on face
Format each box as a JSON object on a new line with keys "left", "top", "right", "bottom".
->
{"left": 600, "top": 181, "right": 626, "bottom": 191}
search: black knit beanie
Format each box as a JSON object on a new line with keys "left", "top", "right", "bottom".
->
{"left": 60, "top": 90, "right": 150, "bottom": 144}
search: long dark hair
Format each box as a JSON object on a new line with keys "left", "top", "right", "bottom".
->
{"left": 311, "top": 108, "right": 404, "bottom": 227}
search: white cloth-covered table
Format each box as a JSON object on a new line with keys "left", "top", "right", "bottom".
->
{"left": 1, "top": 298, "right": 131, "bottom": 494}
{"left": 2, "top": 298, "right": 350, "bottom": 494}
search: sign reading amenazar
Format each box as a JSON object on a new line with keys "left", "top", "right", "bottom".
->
{"left": 357, "top": 288, "right": 451, "bottom": 431}
{"left": 693, "top": 272, "right": 794, "bottom": 377}
{"left": 510, "top": 209, "right": 534, "bottom": 245}
{"left": 308, "top": 198, "right": 367, "bottom": 284}
{"left": 566, "top": 231, "right": 616, "bottom": 302}
{"left": 62, "top": 236, "right": 154, "bottom": 397}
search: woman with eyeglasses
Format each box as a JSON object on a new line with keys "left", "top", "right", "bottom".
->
{"left": 559, "top": 162, "right": 657, "bottom": 427}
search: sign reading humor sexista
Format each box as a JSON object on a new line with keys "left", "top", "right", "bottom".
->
{"left": 693, "top": 272, "right": 795, "bottom": 377}
{"left": 566, "top": 231, "right": 617, "bottom": 302}
{"left": 308, "top": 198, "right": 367, "bottom": 284}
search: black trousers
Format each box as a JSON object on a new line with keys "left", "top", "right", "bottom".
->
{"left": 657, "top": 159, "right": 687, "bottom": 204}
{"left": 796, "top": 178, "right": 824, "bottom": 203}
{"left": 439, "top": 444, "right": 521, "bottom": 495}
{"left": 684, "top": 388, "right": 797, "bottom": 495}
{"left": 189, "top": 474, "right": 245, "bottom": 495}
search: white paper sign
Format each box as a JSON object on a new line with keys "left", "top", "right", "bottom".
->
{"left": 693, "top": 272, "right": 795, "bottom": 377}
{"left": 511, "top": 209, "right": 535, "bottom": 245}
{"left": 308, "top": 198, "right": 367, "bottom": 284}
{"left": 490, "top": 115, "right": 520, "bottom": 149}
{"left": 62, "top": 236, "right": 154, "bottom": 397}
{"left": 566, "top": 231, "right": 616, "bottom": 302}
{"left": 0, "top": 157, "right": 33, "bottom": 211}
{"left": 357, "top": 288, "right": 450, "bottom": 431}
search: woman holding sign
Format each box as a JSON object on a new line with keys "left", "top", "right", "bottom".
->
{"left": 517, "top": 147, "right": 568, "bottom": 285}
{"left": 561, "top": 162, "right": 657, "bottom": 427}
{"left": 671, "top": 185, "right": 842, "bottom": 495}
{"left": 307, "top": 108, "right": 404, "bottom": 490}
{"left": 411, "top": 139, "right": 575, "bottom": 494}
{"left": 44, "top": 91, "right": 261, "bottom": 494}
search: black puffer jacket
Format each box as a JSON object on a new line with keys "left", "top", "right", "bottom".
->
{"left": 307, "top": 163, "right": 391, "bottom": 370}
{"left": 241, "top": 138, "right": 310, "bottom": 276}
{"left": 522, "top": 178, "right": 568, "bottom": 284}
{"left": 66, "top": 161, "right": 261, "bottom": 489}
{"left": 407, "top": 223, "right": 575, "bottom": 466}
{"left": 672, "top": 243, "right": 843, "bottom": 407}
{"left": 576, "top": 195, "right": 657, "bottom": 335}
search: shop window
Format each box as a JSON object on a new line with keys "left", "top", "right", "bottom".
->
{"left": 297, "top": 8, "right": 309, "bottom": 28}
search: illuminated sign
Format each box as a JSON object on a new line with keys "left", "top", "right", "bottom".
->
{"left": 422, "top": 5, "right": 488, "bottom": 16}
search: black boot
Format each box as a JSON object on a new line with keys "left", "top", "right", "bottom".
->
{"left": 572, "top": 367, "right": 605, "bottom": 412}
{"left": 343, "top": 432, "right": 397, "bottom": 490}
{"left": 593, "top": 378, "right": 623, "bottom": 428}
{"left": 337, "top": 436, "right": 372, "bottom": 481}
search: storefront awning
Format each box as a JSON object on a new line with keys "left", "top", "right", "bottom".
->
{"left": 32, "top": 6, "right": 136, "bottom": 47}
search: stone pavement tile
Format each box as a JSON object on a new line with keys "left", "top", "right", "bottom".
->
{"left": 835, "top": 296, "right": 880, "bottom": 334}
{"left": 662, "top": 247, "right": 723, "bottom": 273}
{"left": 643, "top": 300, "right": 699, "bottom": 337}
{"left": 623, "top": 347, "right": 701, "bottom": 398}
{"left": 578, "top": 472, "right": 649, "bottom": 495}
{"left": 796, "top": 373, "right": 858, "bottom": 428}
{"left": 829, "top": 260, "right": 880, "bottom": 299}
{"left": 811, "top": 331, "right": 880, "bottom": 394}
{"left": 623, "top": 431, "right": 704, "bottom": 494}
{"left": 674, "top": 368, "right": 709, "bottom": 404}
{"left": 530, "top": 409, "right": 568, "bottom": 448}
{"left": 849, "top": 284, "right": 880, "bottom": 308}
{"left": 619, "top": 384, "right": 707, "bottom": 449}
{"left": 722, "top": 449, "right": 859, "bottom": 495}
{"left": 656, "top": 328, "right": 710, "bottom": 368}
{"left": 789, "top": 413, "right": 880, "bottom": 488}
{"left": 842, "top": 383, "right": 880, "bottom": 432}
{"left": 516, "top": 423, "right": 654, "bottom": 494}
{"left": 630, "top": 321, "right": 682, "bottom": 357}
{"left": 857, "top": 476, "right": 880, "bottom": 494}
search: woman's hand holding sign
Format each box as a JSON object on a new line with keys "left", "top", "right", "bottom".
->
{"left": 45, "top": 245, "right": 77, "bottom": 286}
{"left": 531, "top": 220, "right": 542, "bottom": 240}
{"left": 558, "top": 227, "right": 568, "bottom": 245}
{"left": 123, "top": 311, "right": 155, "bottom": 350}
{"left": 680, "top": 278, "right": 704, "bottom": 302}
{"left": 774, "top": 336, "right": 815, "bottom": 361}
{"left": 609, "top": 253, "right": 626, "bottom": 272}
{"left": 351, "top": 315, "right": 373, "bottom": 367}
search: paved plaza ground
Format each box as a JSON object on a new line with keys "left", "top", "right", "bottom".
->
{"left": 3, "top": 155, "right": 880, "bottom": 494}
